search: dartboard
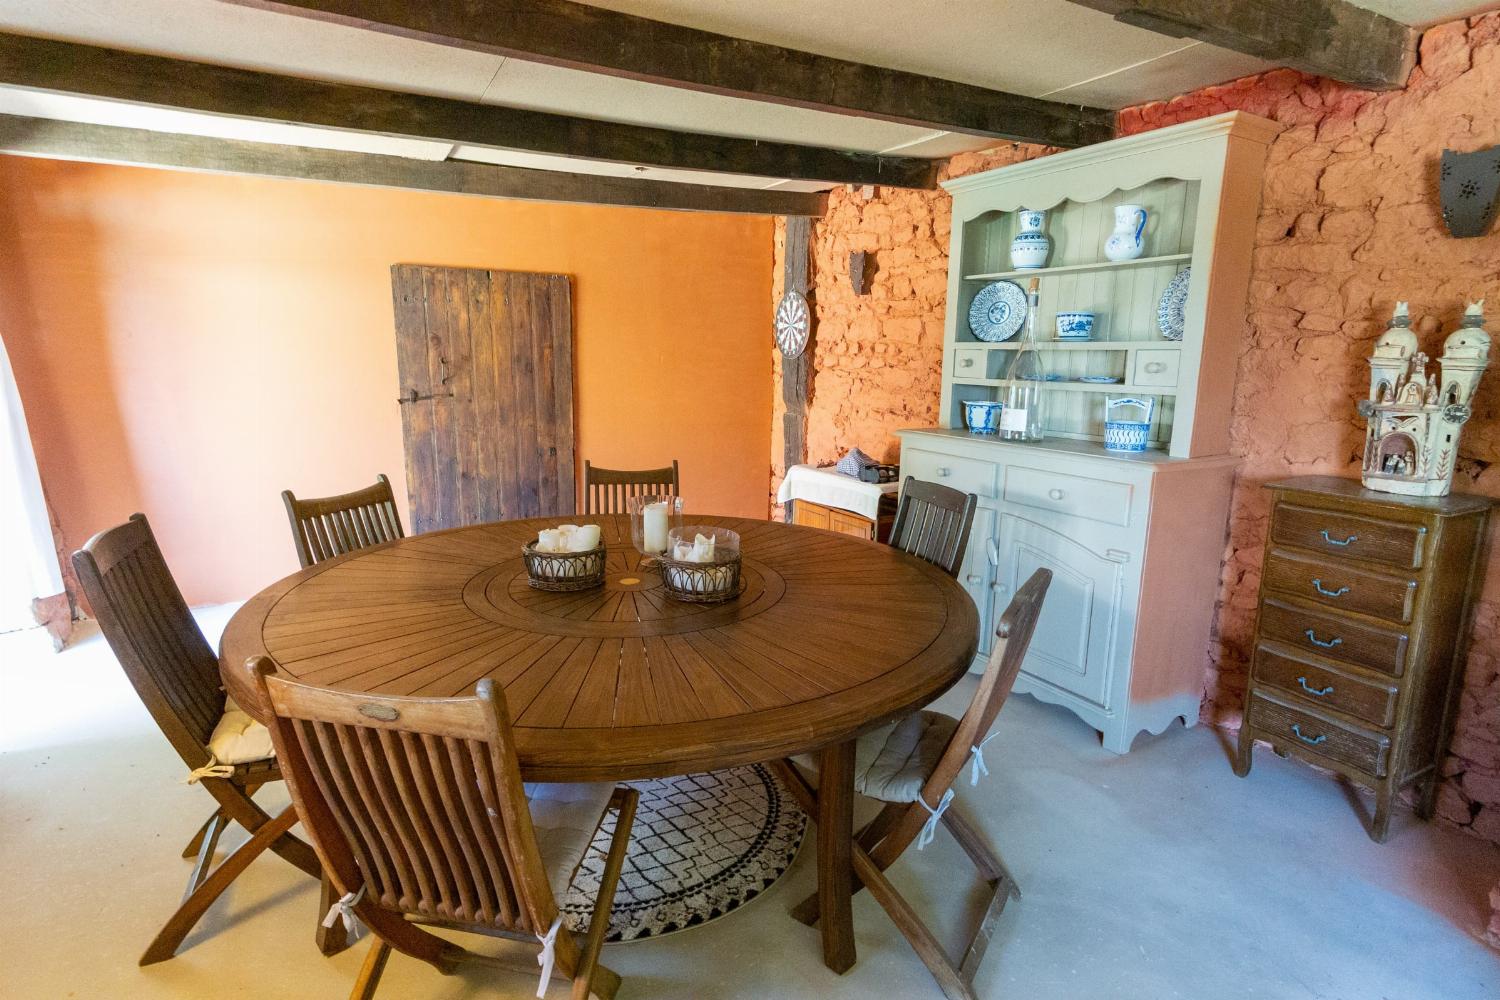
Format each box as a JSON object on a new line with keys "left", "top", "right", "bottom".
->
{"left": 775, "top": 290, "right": 810, "bottom": 359}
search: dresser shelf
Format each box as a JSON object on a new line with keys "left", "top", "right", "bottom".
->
{"left": 963, "top": 252, "right": 1192, "bottom": 282}
{"left": 974, "top": 340, "right": 1183, "bottom": 351}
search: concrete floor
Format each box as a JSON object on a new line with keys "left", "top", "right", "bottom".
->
{"left": 2, "top": 606, "right": 1497, "bottom": 1000}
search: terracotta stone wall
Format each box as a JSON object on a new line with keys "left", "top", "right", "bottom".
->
{"left": 770, "top": 12, "right": 1500, "bottom": 847}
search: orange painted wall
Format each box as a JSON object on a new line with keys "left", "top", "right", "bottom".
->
{"left": 0, "top": 157, "right": 772, "bottom": 605}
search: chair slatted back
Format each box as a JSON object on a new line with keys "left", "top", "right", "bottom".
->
{"left": 889, "top": 476, "right": 979, "bottom": 578}
{"left": 582, "top": 460, "right": 679, "bottom": 516}
{"left": 251, "top": 663, "right": 555, "bottom": 934}
{"left": 72, "top": 514, "right": 221, "bottom": 768}
{"left": 928, "top": 568, "right": 1052, "bottom": 795}
{"left": 282, "top": 474, "right": 404, "bottom": 568}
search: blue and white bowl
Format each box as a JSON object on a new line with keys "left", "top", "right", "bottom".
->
{"left": 963, "top": 400, "right": 1004, "bottom": 435}
{"left": 1055, "top": 312, "right": 1095, "bottom": 340}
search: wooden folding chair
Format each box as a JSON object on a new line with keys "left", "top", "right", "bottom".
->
{"left": 581, "top": 459, "right": 679, "bottom": 515}
{"left": 246, "top": 657, "right": 638, "bottom": 1000}
{"left": 773, "top": 568, "right": 1051, "bottom": 1000}
{"left": 282, "top": 474, "right": 404, "bottom": 568}
{"left": 889, "top": 476, "right": 979, "bottom": 578}
{"left": 72, "top": 514, "right": 334, "bottom": 965}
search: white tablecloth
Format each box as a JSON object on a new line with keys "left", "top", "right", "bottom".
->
{"left": 776, "top": 464, "right": 900, "bottom": 523}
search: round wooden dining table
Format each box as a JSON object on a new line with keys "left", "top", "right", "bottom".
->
{"left": 220, "top": 513, "right": 977, "bottom": 974}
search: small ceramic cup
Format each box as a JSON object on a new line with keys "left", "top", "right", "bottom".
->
{"left": 1055, "top": 312, "right": 1096, "bottom": 340}
{"left": 963, "top": 399, "right": 1004, "bottom": 434}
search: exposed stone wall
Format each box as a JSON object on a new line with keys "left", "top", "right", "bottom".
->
{"left": 770, "top": 12, "right": 1500, "bottom": 850}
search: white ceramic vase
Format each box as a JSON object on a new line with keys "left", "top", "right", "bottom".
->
{"left": 1009, "top": 209, "right": 1051, "bottom": 270}
{"left": 1104, "top": 204, "right": 1148, "bottom": 261}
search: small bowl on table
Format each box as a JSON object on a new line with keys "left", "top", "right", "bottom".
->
{"left": 658, "top": 526, "right": 742, "bottom": 604}
{"left": 1055, "top": 311, "right": 1095, "bottom": 340}
{"left": 521, "top": 538, "right": 606, "bottom": 591}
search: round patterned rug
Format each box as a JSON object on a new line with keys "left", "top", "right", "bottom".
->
{"left": 560, "top": 764, "right": 806, "bottom": 941}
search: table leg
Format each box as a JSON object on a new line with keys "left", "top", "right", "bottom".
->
{"left": 817, "top": 738, "right": 856, "bottom": 974}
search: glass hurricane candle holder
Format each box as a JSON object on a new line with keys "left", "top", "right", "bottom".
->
{"left": 659, "top": 526, "right": 742, "bottom": 604}
{"left": 628, "top": 494, "right": 683, "bottom": 566}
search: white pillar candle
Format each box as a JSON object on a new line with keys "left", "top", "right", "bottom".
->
{"left": 643, "top": 502, "right": 669, "bottom": 554}
{"left": 569, "top": 524, "right": 601, "bottom": 551}
{"left": 537, "top": 529, "right": 562, "bottom": 552}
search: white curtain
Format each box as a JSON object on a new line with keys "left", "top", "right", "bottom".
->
{"left": 0, "top": 332, "right": 63, "bottom": 631}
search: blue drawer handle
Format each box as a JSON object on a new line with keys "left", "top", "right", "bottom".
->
{"left": 1304, "top": 629, "right": 1342, "bottom": 649}
{"left": 1320, "top": 530, "right": 1357, "bottom": 546}
{"left": 1291, "top": 723, "right": 1327, "bottom": 746}
{"left": 1297, "top": 676, "right": 1334, "bottom": 697}
{"left": 1311, "top": 578, "right": 1349, "bottom": 598}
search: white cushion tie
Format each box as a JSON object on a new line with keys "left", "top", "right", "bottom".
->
{"left": 182, "top": 756, "right": 235, "bottom": 784}
{"left": 916, "top": 788, "right": 954, "bottom": 851}
{"left": 969, "top": 731, "right": 1000, "bottom": 786}
{"left": 535, "top": 914, "right": 563, "bottom": 998}
{"left": 321, "top": 883, "right": 366, "bottom": 940}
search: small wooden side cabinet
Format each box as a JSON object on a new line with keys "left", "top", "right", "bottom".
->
{"left": 790, "top": 496, "right": 896, "bottom": 542}
{"left": 1235, "top": 476, "right": 1493, "bottom": 842}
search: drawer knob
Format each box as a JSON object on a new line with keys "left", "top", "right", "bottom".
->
{"left": 960, "top": 357, "right": 975, "bottom": 368}
{"left": 965, "top": 574, "right": 982, "bottom": 585}
{"left": 1047, "top": 488, "right": 1065, "bottom": 501}
{"left": 1319, "top": 530, "right": 1357, "bottom": 547}
{"left": 937, "top": 467, "right": 951, "bottom": 477}
{"left": 1304, "top": 629, "right": 1342, "bottom": 649}
{"left": 1311, "top": 578, "right": 1350, "bottom": 598}
{"left": 1290, "top": 723, "right": 1327, "bottom": 746}
{"left": 1144, "top": 361, "right": 1167, "bottom": 374}
{"left": 1297, "top": 677, "right": 1334, "bottom": 697}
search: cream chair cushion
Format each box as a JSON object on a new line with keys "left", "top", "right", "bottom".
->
{"left": 206, "top": 697, "right": 275, "bottom": 764}
{"left": 796, "top": 710, "right": 959, "bottom": 804}
{"left": 525, "top": 781, "right": 616, "bottom": 898}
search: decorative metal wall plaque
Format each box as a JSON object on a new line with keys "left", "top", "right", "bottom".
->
{"left": 1440, "top": 145, "right": 1500, "bottom": 238}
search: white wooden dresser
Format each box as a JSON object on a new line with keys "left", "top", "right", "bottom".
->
{"left": 901, "top": 111, "right": 1280, "bottom": 752}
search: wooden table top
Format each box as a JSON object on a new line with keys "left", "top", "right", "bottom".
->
{"left": 220, "top": 515, "right": 978, "bottom": 781}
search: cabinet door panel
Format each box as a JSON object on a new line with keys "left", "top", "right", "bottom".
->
{"left": 961, "top": 506, "right": 998, "bottom": 657}
{"left": 996, "top": 513, "right": 1123, "bottom": 707}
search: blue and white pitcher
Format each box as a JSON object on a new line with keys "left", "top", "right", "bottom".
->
{"left": 1103, "top": 204, "right": 1147, "bottom": 261}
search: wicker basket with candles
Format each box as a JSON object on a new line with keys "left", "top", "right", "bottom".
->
{"left": 658, "top": 526, "right": 742, "bottom": 604}
{"left": 521, "top": 524, "right": 606, "bottom": 591}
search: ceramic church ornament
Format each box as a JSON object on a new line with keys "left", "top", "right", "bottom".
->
{"left": 1008, "top": 209, "right": 1051, "bottom": 269}
{"left": 1358, "top": 300, "right": 1490, "bottom": 497}
{"left": 1104, "top": 204, "right": 1148, "bottom": 261}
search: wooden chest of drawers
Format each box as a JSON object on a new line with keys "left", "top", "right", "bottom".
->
{"left": 1235, "top": 476, "right": 1492, "bottom": 841}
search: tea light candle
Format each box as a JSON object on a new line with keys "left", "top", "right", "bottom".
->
{"left": 643, "top": 501, "right": 669, "bottom": 554}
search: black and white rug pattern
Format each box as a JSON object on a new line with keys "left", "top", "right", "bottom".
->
{"left": 560, "top": 764, "right": 807, "bottom": 942}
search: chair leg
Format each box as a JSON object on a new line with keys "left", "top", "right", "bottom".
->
{"left": 791, "top": 805, "right": 925, "bottom": 928}
{"left": 940, "top": 806, "right": 1020, "bottom": 899}
{"left": 207, "top": 779, "right": 322, "bottom": 879}
{"left": 349, "top": 939, "right": 392, "bottom": 1000}
{"left": 183, "top": 811, "right": 227, "bottom": 899}
{"left": 140, "top": 804, "right": 298, "bottom": 965}
{"left": 572, "top": 787, "right": 637, "bottom": 1000}
{"left": 852, "top": 845, "right": 975, "bottom": 1000}
{"left": 181, "top": 809, "right": 223, "bottom": 859}
{"left": 316, "top": 873, "right": 355, "bottom": 957}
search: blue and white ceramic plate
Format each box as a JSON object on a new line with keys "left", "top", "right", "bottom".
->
{"left": 968, "top": 280, "right": 1027, "bottom": 343}
{"left": 1157, "top": 268, "right": 1190, "bottom": 341}
{"left": 1079, "top": 375, "right": 1123, "bottom": 384}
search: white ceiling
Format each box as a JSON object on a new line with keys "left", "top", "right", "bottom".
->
{"left": 0, "top": 0, "right": 1476, "bottom": 194}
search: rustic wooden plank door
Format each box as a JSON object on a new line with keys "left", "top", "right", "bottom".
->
{"left": 391, "top": 264, "right": 574, "bottom": 532}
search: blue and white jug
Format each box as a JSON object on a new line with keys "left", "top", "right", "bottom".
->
{"left": 1103, "top": 204, "right": 1147, "bottom": 261}
{"left": 1009, "top": 209, "right": 1051, "bottom": 270}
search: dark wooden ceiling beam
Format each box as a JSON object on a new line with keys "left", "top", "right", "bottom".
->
{"left": 0, "top": 32, "right": 933, "bottom": 189}
{"left": 1065, "top": 0, "right": 1417, "bottom": 90}
{"left": 228, "top": 0, "right": 1115, "bottom": 147}
{"left": 0, "top": 113, "right": 828, "bottom": 216}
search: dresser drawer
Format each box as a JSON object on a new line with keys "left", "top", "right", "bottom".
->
{"left": 1252, "top": 644, "right": 1398, "bottom": 728}
{"left": 1002, "top": 466, "right": 1132, "bottom": 527}
{"left": 1271, "top": 503, "right": 1426, "bottom": 570}
{"left": 1131, "top": 349, "right": 1179, "bottom": 388}
{"left": 902, "top": 449, "right": 997, "bottom": 499}
{"left": 1262, "top": 549, "right": 1418, "bottom": 624}
{"left": 1257, "top": 599, "right": 1409, "bottom": 677}
{"left": 954, "top": 348, "right": 987, "bottom": 377}
{"left": 1248, "top": 692, "right": 1391, "bottom": 777}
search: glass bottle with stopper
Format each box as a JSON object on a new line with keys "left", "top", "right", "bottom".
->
{"left": 1001, "top": 277, "right": 1046, "bottom": 441}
